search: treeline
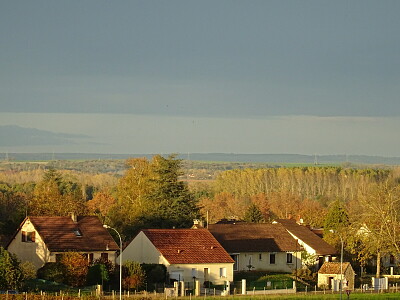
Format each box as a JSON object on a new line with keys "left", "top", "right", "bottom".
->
{"left": 2, "top": 156, "right": 400, "bottom": 277}
{"left": 192, "top": 167, "right": 398, "bottom": 227}
{"left": 0, "top": 155, "right": 199, "bottom": 243}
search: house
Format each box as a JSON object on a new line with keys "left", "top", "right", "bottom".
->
{"left": 273, "top": 219, "right": 337, "bottom": 270}
{"left": 6, "top": 215, "right": 119, "bottom": 270}
{"left": 318, "top": 262, "right": 355, "bottom": 290}
{"left": 119, "top": 228, "right": 234, "bottom": 285}
{"left": 208, "top": 223, "right": 302, "bottom": 273}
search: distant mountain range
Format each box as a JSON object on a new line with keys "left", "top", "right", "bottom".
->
{"left": 1, "top": 152, "right": 400, "bottom": 166}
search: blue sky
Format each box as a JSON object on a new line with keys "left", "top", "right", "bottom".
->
{"left": 1, "top": 1, "right": 399, "bottom": 155}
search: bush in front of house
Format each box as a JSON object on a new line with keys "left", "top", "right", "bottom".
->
{"left": 37, "top": 262, "right": 65, "bottom": 283}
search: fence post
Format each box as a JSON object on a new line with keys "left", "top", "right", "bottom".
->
{"left": 242, "top": 279, "right": 246, "bottom": 295}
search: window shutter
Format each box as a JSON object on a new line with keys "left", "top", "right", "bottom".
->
{"left": 21, "top": 231, "right": 27, "bottom": 242}
{"left": 31, "top": 231, "right": 36, "bottom": 242}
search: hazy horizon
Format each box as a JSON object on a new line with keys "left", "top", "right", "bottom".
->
{"left": 1, "top": 1, "right": 399, "bottom": 156}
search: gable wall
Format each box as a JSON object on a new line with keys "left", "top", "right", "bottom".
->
{"left": 119, "top": 231, "right": 166, "bottom": 265}
{"left": 7, "top": 219, "right": 50, "bottom": 269}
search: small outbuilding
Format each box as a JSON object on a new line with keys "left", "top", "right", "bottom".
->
{"left": 318, "top": 262, "right": 355, "bottom": 290}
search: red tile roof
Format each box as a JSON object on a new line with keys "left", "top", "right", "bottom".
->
{"left": 208, "top": 223, "right": 301, "bottom": 253}
{"left": 274, "top": 219, "right": 337, "bottom": 255}
{"left": 318, "top": 262, "right": 354, "bottom": 274}
{"left": 142, "top": 229, "right": 234, "bottom": 264}
{"left": 21, "top": 216, "right": 119, "bottom": 252}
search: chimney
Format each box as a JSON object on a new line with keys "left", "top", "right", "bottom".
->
{"left": 192, "top": 219, "right": 204, "bottom": 228}
{"left": 71, "top": 213, "right": 77, "bottom": 223}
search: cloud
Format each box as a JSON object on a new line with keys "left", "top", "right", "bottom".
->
{"left": 0, "top": 125, "right": 90, "bottom": 147}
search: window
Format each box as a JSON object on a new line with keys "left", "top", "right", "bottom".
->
{"left": 270, "top": 253, "right": 276, "bottom": 264}
{"left": 21, "top": 231, "right": 35, "bottom": 242}
{"left": 219, "top": 267, "right": 227, "bottom": 278}
{"left": 101, "top": 253, "right": 109, "bottom": 261}
{"left": 89, "top": 253, "right": 94, "bottom": 264}
{"left": 73, "top": 229, "right": 82, "bottom": 237}
{"left": 287, "top": 253, "right": 293, "bottom": 264}
{"left": 230, "top": 254, "right": 239, "bottom": 271}
{"left": 259, "top": 253, "right": 262, "bottom": 261}
{"left": 191, "top": 268, "right": 197, "bottom": 278}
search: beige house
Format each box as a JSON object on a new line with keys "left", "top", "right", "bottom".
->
{"left": 208, "top": 223, "right": 302, "bottom": 273}
{"left": 274, "top": 219, "right": 337, "bottom": 270}
{"left": 7, "top": 215, "right": 119, "bottom": 270}
{"left": 119, "top": 228, "right": 234, "bottom": 285}
{"left": 318, "top": 262, "right": 355, "bottom": 290}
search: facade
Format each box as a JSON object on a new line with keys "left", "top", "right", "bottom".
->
{"left": 274, "top": 219, "right": 337, "bottom": 270}
{"left": 119, "top": 229, "right": 234, "bottom": 285}
{"left": 7, "top": 215, "right": 119, "bottom": 270}
{"left": 208, "top": 223, "right": 302, "bottom": 273}
{"left": 318, "top": 262, "right": 355, "bottom": 290}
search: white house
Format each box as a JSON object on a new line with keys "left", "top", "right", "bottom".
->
{"left": 273, "top": 219, "right": 337, "bottom": 270}
{"left": 208, "top": 223, "right": 302, "bottom": 273}
{"left": 6, "top": 215, "right": 119, "bottom": 270}
{"left": 119, "top": 228, "right": 234, "bottom": 285}
{"left": 318, "top": 262, "right": 355, "bottom": 290}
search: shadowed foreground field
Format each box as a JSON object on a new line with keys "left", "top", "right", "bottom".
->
{"left": 2, "top": 293, "right": 400, "bottom": 300}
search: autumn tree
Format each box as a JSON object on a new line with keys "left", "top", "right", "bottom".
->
{"left": 199, "top": 192, "right": 247, "bottom": 223}
{"left": 29, "top": 169, "right": 88, "bottom": 216}
{"left": 86, "top": 189, "right": 116, "bottom": 223}
{"left": 110, "top": 155, "right": 200, "bottom": 240}
{"left": 60, "top": 252, "right": 89, "bottom": 287}
{"left": 122, "top": 260, "right": 145, "bottom": 291}
{"left": 250, "top": 193, "right": 275, "bottom": 222}
{"left": 349, "top": 183, "right": 400, "bottom": 277}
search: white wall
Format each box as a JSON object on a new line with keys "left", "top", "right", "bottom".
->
{"left": 7, "top": 219, "right": 50, "bottom": 269}
{"left": 234, "top": 251, "right": 300, "bottom": 273}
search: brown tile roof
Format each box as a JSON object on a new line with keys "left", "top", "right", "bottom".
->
{"left": 274, "top": 219, "right": 337, "bottom": 255}
{"left": 142, "top": 229, "right": 234, "bottom": 264}
{"left": 208, "top": 223, "right": 300, "bottom": 253}
{"left": 318, "top": 262, "right": 354, "bottom": 274}
{"left": 23, "top": 216, "right": 119, "bottom": 252}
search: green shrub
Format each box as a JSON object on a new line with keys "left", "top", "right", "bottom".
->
{"left": 37, "top": 262, "right": 65, "bottom": 283}
{"left": 86, "top": 264, "right": 109, "bottom": 286}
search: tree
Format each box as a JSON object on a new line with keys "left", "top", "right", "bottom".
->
{"left": 60, "top": 252, "right": 89, "bottom": 287}
{"left": 323, "top": 199, "right": 349, "bottom": 248}
{"left": 86, "top": 189, "right": 116, "bottom": 222}
{"left": 122, "top": 261, "right": 145, "bottom": 291}
{"left": 111, "top": 155, "right": 200, "bottom": 239}
{"left": 0, "top": 186, "right": 28, "bottom": 236}
{"left": 243, "top": 203, "right": 264, "bottom": 223}
{"left": 87, "top": 264, "right": 109, "bottom": 286}
{"left": 29, "top": 169, "right": 88, "bottom": 216}
{"left": 349, "top": 183, "right": 400, "bottom": 277}
{"left": 0, "top": 247, "right": 24, "bottom": 290}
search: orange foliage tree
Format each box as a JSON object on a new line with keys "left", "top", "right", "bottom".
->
{"left": 60, "top": 252, "right": 89, "bottom": 287}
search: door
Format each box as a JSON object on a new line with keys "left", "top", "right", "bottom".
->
{"left": 204, "top": 268, "right": 209, "bottom": 282}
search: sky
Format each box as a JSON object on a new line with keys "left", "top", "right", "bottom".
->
{"left": 1, "top": 1, "right": 399, "bottom": 156}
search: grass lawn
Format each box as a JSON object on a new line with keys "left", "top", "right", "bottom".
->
{"left": 200, "top": 292, "right": 400, "bottom": 299}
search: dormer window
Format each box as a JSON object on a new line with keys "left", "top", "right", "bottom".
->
{"left": 73, "top": 229, "right": 82, "bottom": 237}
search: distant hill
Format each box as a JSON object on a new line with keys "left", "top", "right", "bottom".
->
{"left": 1, "top": 152, "right": 400, "bottom": 165}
